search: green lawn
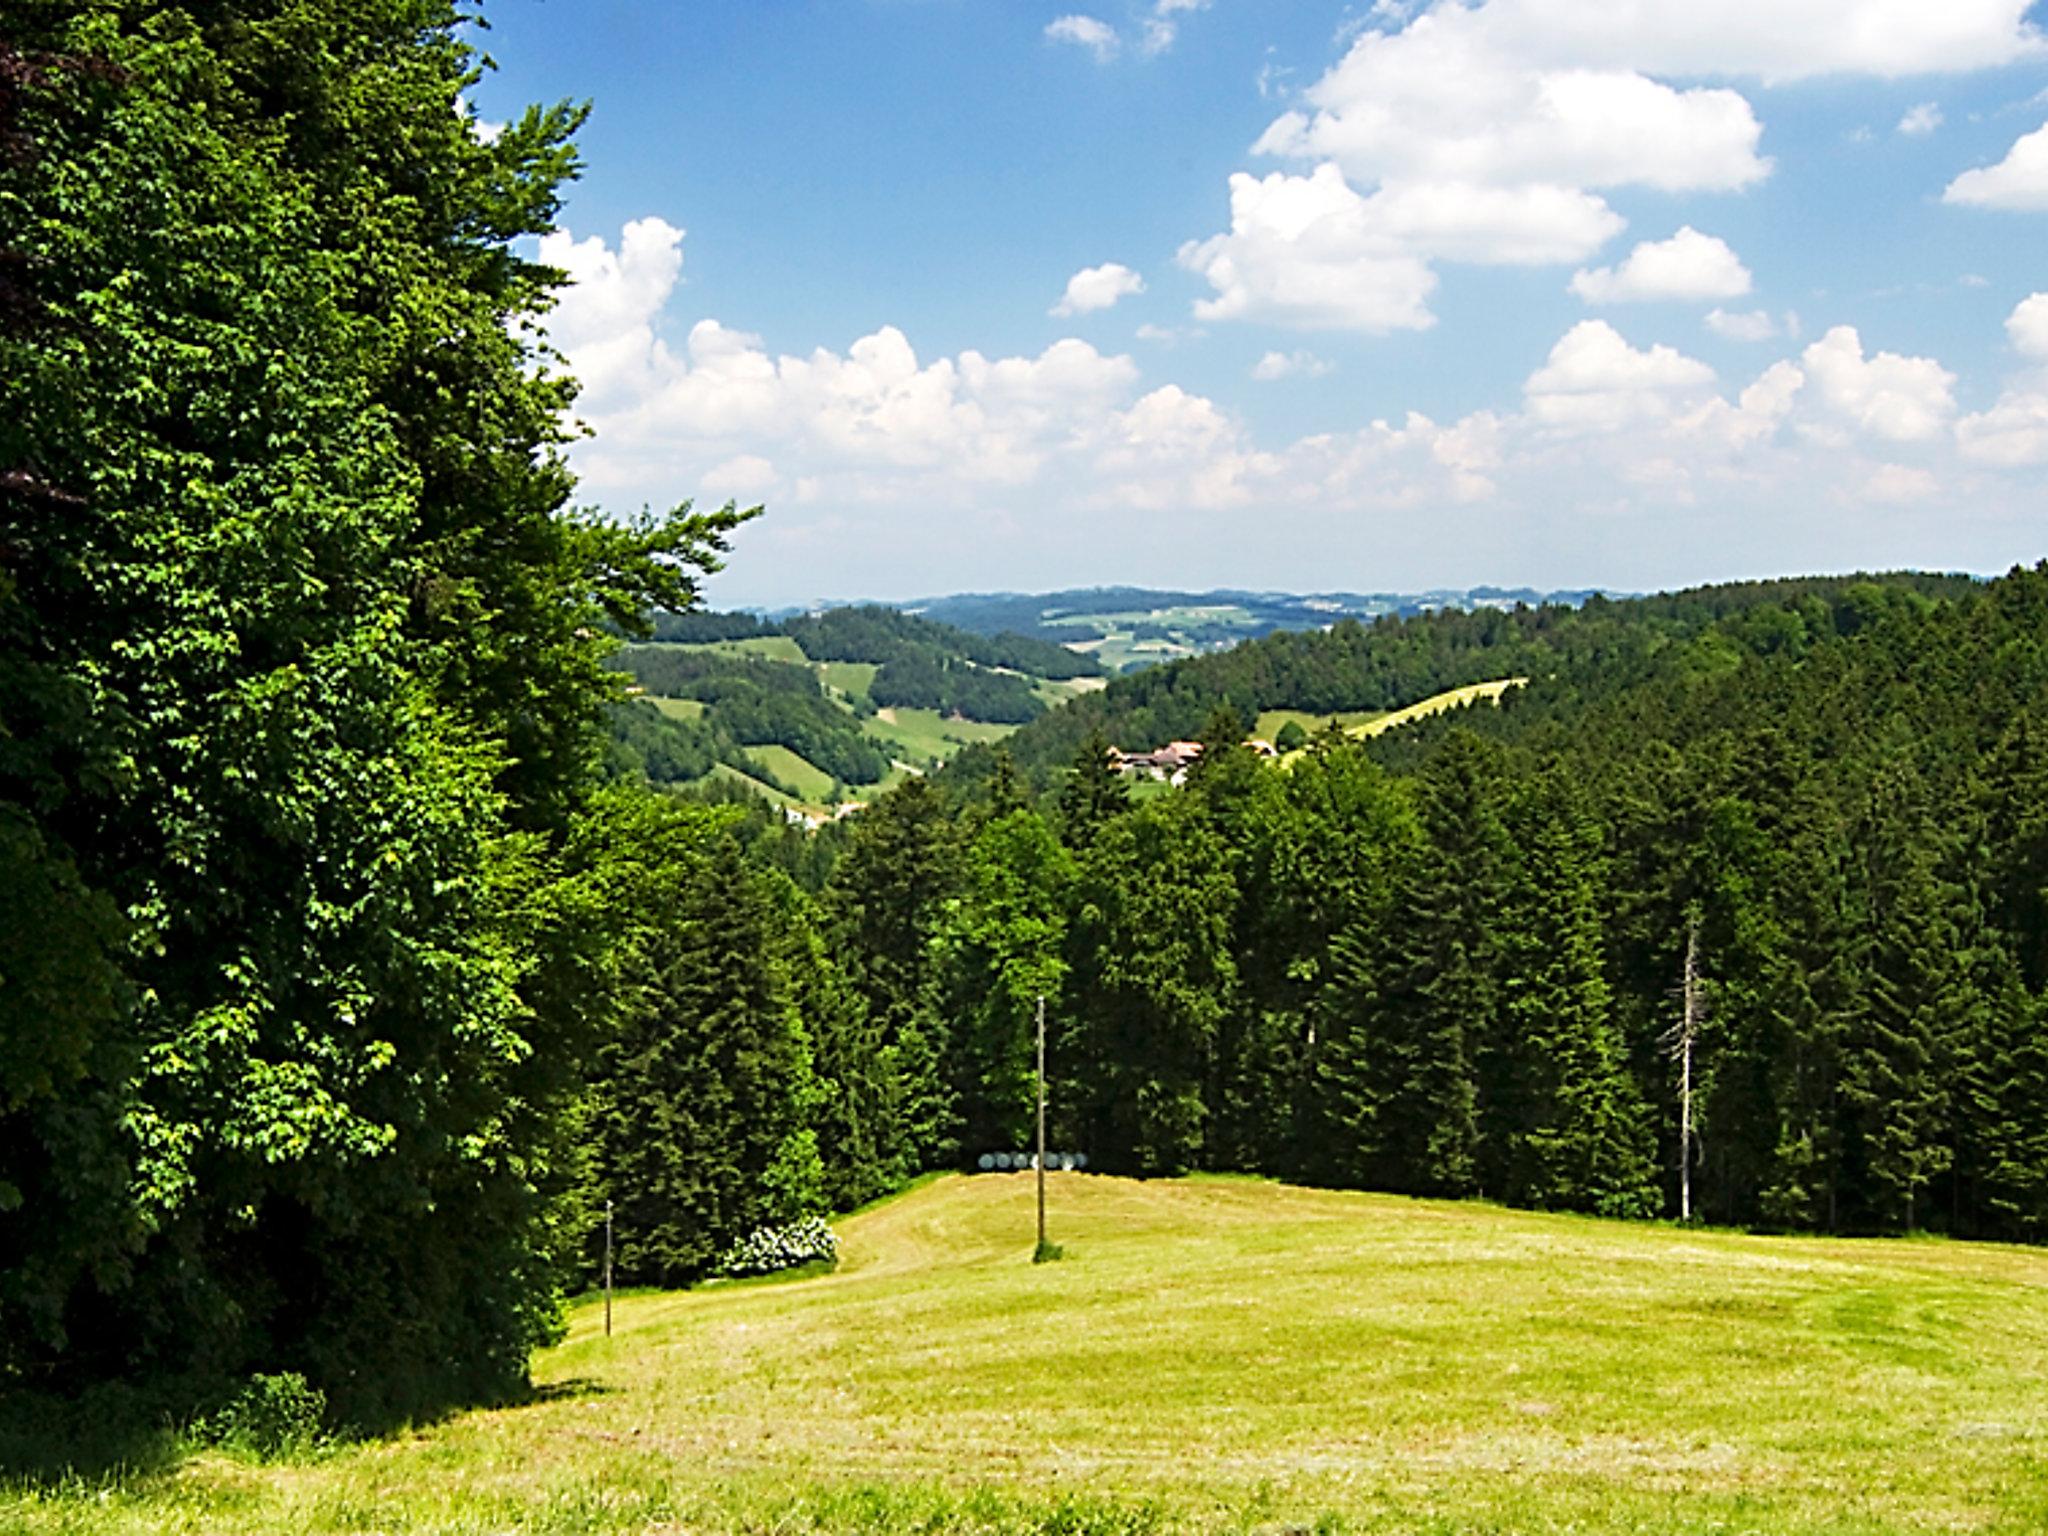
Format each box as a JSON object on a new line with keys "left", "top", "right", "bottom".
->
{"left": 18, "top": 1175, "right": 2048, "bottom": 1534}
{"left": 744, "top": 744, "right": 838, "bottom": 801}
{"left": 1252, "top": 706, "right": 1385, "bottom": 742}
{"left": 645, "top": 695, "right": 705, "bottom": 721}
{"left": 866, "top": 707, "right": 1017, "bottom": 766}
{"left": 695, "top": 635, "right": 809, "bottom": 665}
{"left": 817, "top": 661, "right": 879, "bottom": 704}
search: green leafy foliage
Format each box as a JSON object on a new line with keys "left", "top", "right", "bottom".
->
{"left": 0, "top": 0, "right": 748, "bottom": 1423}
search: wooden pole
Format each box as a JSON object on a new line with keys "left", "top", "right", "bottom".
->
{"left": 1680, "top": 921, "right": 1698, "bottom": 1224}
{"left": 1036, "top": 994, "right": 1048, "bottom": 1254}
{"left": 604, "top": 1199, "right": 614, "bottom": 1338}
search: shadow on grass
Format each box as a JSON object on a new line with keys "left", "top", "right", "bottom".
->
{"left": 504, "top": 1375, "right": 612, "bottom": 1409}
{"left": 0, "top": 1381, "right": 188, "bottom": 1489}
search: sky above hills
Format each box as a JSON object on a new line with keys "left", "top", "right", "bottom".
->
{"left": 470, "top": 1, "right": 2048, "bottom": 607}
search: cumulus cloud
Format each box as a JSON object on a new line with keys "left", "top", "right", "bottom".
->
{"left": 1706, "top": 308, "right": 1780, "bottom": 342}
{"left": 1863, "top": 463, "right": 1940, "bottom": 502}
{"left": 544, "top": 223, "right": 2048, "bottom": 603}
{"left": 1524, "top": 321, "right": 1718, "bottom": 433}
{"left": 1434, "top": 0, "right": 2043, "bottom": 83}
{"left": 1800, "top": 326, "right": 1957, "bottom": 442}
{"left": 1183, "top": 3, "right": 1776, "bottom": 331}
{"left": 1045, "top": 15, "right": 1119, "bottom": 62}
{"left": 1052, "top": 262, "right": 1146, "bottom": 317}
{"left": 1958, "top": 390, "right": 2048, "bottom": 466}
{"left": 1177, "top": 165, "right": 1442, "bottom": 332}
{"left": 1945, "top": 121, "right": 2048, "bottom": 208}
{"left": 1570, "top": 227, "right": 1753, "bottom": 304}
{"left": 1140, "top": 0, "right": 1210, "bottom": 57}
{"left": 1180, "top": 3, "right": 2046, "bottom": 335}
{"left": 2006, "top": 293, "right": 2048, "bottom": 358}
{"left": 1897, "top": 102, "right": 1944, "bottom": 137}
{"left": 1252, "top": 350, "right": 1334, "bottom": 381}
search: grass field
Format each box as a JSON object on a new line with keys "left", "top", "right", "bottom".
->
{"left": 817, "top": 660, "right": 880, "bottom": 703}
{"left": 696, "top": 635, "right": 810, "bottom": 665}
{"left": 1252, "top": 707, "right": 1386, "bottom": 742}
{"left": 645, "top": 695, "right": 705, "bottom": 721}
{"left": 1344, "top": 677, "right": 1524, "bottom": 739}
{"left": 745, "top": 744, "right": 839, "bottom": 802}
{"left": 16, "top": 1175, "right": 2048, "bottom": 1535}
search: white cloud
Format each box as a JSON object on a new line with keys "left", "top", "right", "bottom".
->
{"left": 2006, "top": 293, "right": 2048, "bottom": 358}
{"left": 1706, "top": 308, "right": 1779, "bottom": 342}
{"left": 546, "top": 222, "right": 2048, "bottom": 606}
{"left": 1571, "top": 227, "right": 1753, "bottom": 304}
{"left": 701, "top": 454, "right": 779, "bottom": 497}
{"left": 1944, "top": 121, "right": 2048, "bottom": 209}
{"left": 1252, "top": 349, "right": 1334, "bottom": 381}
{"left": 1437, "top": 0, "right": 2043, "bottom": 83}
{"left": 1257, "top": 35, "right": 1769, "bottom": 195}
{"left": 1052, "top": 262, "right": 1146, "bottom": 317}
{"left": 1863, "top": 464, "right": 1941, "bottom": 502}
{"left": 1958, "top": 389, "right": 2048, "bottom": 465}
{"left": 1898, "top": 102, "right": 1944, "bottom": 136}
{"left": 1182, "top": 2, "right": 2047, "bottom": 337}
{"left": 1524, "top": 321, "right": 1718, "bottom": 433}
{"left": 1800, "top": 326, "right": 1957, "bottom": 442}
{"left": 1139, "top": 0, "right": 1210, "bottom": 57}
{"left": 1177, "top": 165, "right": 1441, "bottom": 333}
{"left": 1045, "top": 15, "right": 1119, "bottom": 62}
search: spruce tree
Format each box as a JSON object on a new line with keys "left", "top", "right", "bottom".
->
{"left": 597, "top": 840, "right": 824, "bottom": 1286}
{"left": 1492, "top": 768, "right": 1656, "bottom": 1217}
{"left": 1840, "top": 769, "right": 1961, "bottom": 1231}
{"left": 826, "top": 777, "right": 962, "bottom": 1171}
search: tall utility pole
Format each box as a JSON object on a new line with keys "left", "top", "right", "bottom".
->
{"left": 604, "top": 1200, "right": 615, "bottom": 1338}
{"left": 1036, "top": 994, "right": 1048, "bottom": 1254}
{"left": 1676, "top": 920, "right": 1700, "bottom": 1223}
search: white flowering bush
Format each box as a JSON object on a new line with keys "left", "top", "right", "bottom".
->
{"left": 717, "top": 1215, "right": 839, "bottom": 1278}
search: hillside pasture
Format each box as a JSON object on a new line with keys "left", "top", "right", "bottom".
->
{"left": 1252, "top": 706, "right": 1386, "bottom": 742}
{"left": 817, "top": 660, "right": 880, "bottom": 704}
{"left": 744, "top": 744, "right": 840, "bottom": 801}
{"left": 693, "top": 635, "right": 810, "bottom": 665}
{"left": 645, "top": 695, "right": 706, "bottom": 721}
{"left": 16, "top": 1175, "right": 2048, "bottom": 1535}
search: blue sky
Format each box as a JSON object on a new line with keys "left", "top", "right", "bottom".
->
{"left": 472, "top": 1, "right": 2048, "bottom": 606}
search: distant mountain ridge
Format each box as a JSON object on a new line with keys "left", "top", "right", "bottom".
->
{"left": 762, "top": 585, "right": 1623, "bottom": 674}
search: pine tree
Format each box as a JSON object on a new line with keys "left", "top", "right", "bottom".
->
{"left": 1066, "top": 795, "right": 1236, "bottom": 1174}
{"left": 1310, "top": 752, "right": 1487, "bottom": 1197}
{"left": 1057, "top": 729, "right": 1128, "bottom": 849}
{"left": 1492, "top": 768, "right": 1657, "bottom": 1217}
{"left": 1839, "top": 768, "right": 1960, "bottom": 1231}
{"left": 826, "top": 777, "right": 962, "bottom": 1171}
{"left": 597, "top": 840, "right": 824, "bottom": 1286}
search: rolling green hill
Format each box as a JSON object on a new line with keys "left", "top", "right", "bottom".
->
{"left": 606, "top": 605, "right": 1104, "bottom": 813}
{"left": 22, "top": 1174, "right": 2048, "bottom": 1534}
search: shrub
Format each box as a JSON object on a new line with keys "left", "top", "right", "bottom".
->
{"left": 717, "top": 1216, "right": 839, "bottom": 1278}
{"left": 206, "top": 1372, "right": 327, "bottom": 1459}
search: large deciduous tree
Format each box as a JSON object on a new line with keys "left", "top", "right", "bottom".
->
{"left": 0, "top": 1, "right": 748, "bottom": 1420}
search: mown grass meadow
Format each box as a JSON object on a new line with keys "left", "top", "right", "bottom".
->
{"left": 9, "top": 1174, "right": 2048, "bottom": 1534}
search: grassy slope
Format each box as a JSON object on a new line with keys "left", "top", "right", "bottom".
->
{"left": 745, "top": 744, "right": 839, "bottom": 801}
{"left": 21, "top": 1176, "right": 2048, "bottom": 1535}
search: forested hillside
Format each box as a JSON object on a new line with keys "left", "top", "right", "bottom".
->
{"left": 987, "top": 572, "right": 1985, "bottom": 774}
{"left": 600, "top": 605, "right": 1104, "bottom": 809}
{"left": 591, "top": 565, "right": 2048, "bottom": 1283}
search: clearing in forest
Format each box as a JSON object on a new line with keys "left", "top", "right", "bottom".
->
{"left": 13, "top": 1173, "right": 2048, "bottom": 1534}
